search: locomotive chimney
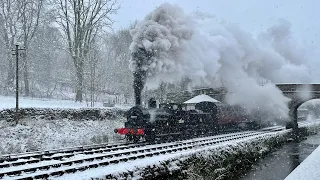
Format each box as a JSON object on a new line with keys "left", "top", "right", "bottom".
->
{"left": 132, "top": 48, "right": 149, "bottom": 106}
{"left": 133, "top": 71, "right": 143, "bottom": 106}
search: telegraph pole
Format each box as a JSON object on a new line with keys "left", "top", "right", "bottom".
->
{"left": 12, "top": 44, "right": 25, "bottom": 123}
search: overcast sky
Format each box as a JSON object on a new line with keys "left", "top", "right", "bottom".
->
{"left": 113, "top": 0, "right": 320, "bottom": 50}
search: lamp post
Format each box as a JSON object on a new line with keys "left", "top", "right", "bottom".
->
{"left": 12, "top": 44, "right": 25, "bottom": 123}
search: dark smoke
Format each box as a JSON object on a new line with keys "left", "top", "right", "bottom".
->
{"left": 132, "top": 48, "right": 154, "bottom": 105}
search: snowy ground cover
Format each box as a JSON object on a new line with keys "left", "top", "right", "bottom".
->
{"left": 0, "top": 95, "right": 132, "bottom": 155}
{"left": 0, "top": 117, "right": 126, "bottom": 155}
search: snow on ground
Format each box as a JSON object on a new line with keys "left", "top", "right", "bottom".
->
{"left": 52, "top": 130, "right": 290, "bottom": 180}
{"left": 0, "top": 117, "right": 125, "bottom": 155}
{"left": 51, "top": 120, "right": 320, "bottom": 180}
{"left": 0, "top": 95, "right": 131, "bottom": 155}
{"left": 0, "top": 95, "right": 132, "bottom": 110}
{"left": 285, "top": 145, "right": 320, "bottom": 180}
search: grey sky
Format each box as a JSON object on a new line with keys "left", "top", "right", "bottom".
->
{"left": 113, "top": 0, "right": 320, "bottom": 50}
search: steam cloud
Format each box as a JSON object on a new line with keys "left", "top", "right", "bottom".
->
{"left": 129, "top": 3, "right": 312, "bottom": 118}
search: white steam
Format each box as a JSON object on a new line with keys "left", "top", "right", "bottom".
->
{"left": 296, "top": 84, "right": 312, "bottom": 101}
{"left": 129, "top": 3, "right": 312, "bottom": 118}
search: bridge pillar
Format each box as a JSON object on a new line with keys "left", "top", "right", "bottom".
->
{"left": 289, "top": 107, "right": 299, "bottom": 142}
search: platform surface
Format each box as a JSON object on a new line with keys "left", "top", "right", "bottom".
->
{"left": 285, "top": 145, "right": 320, "bottom": 180}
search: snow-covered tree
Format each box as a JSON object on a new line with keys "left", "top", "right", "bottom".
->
{"left": 52, "top": 0, "right": 118, "bottom": 102}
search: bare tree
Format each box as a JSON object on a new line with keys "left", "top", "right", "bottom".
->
{"left": 100, "top": 29, "right": 133, "bottom": 102}
{"left": 0, "top": 0, "right": 21, "bottom": 94}
{"left": 53, "top": 0, "right": 118, "bottom": 102}
{"left": 18, "top": 0, "right": 43, "bottom": 96}
{"left": 0, "top": 0, "right": 43, "bottom": 96}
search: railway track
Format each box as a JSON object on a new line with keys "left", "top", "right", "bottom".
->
{"left": 0, "top": 128, "right": 285, "bottom": 180}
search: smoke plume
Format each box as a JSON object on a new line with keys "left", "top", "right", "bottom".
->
{"left": 129, "top": 3, "right": 312, "bottom": 118}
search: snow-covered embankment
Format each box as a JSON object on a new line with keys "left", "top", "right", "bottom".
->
{"left": 105, "top": 122, "right": 320, "bottom": 180}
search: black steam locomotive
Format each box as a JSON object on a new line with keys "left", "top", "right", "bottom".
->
{"left": 115, "top": 61, "right": 259, "bottom": 142}
{"left": 115, "top": 98, "right": 260, "bottom": 142}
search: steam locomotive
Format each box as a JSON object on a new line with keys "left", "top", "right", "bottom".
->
{"left": 114, "top": 64, "right": 259, "bottom": 142}
{"left": 114, "top": 98, "right": 260, "bottom": 142}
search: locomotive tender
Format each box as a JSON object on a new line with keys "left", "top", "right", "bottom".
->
{"left": 115, "top": 98, "right": 260, "bottom": 142}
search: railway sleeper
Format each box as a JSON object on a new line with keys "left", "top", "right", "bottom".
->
{"left": 53, "top": 156, "right": 63, "bottom": 160}
{"left": 106, "top": 155, "right": 113, "bottom": 159}
{"left": 0, "top": 164, "right": 10, "bottom": 168}
{"left": 95, "top": 156, "right": 104, "bottom": 160}
{"left": 84, "top": 151, "right": 94, "bottom": 155}
{"left": 50, "top": 171, "right": 64, "bottom": 177}
{"left": 52, "top": 164, "right": 62, "bottom": 168}
{"left": 98, "top": 161, "right": 109, "bottom": 166}
{"left": 23, "top": 167, "right": 37, "bottom": 173}
{"left": 64, "top": 154, "right": 74, "bottom": 158}
{"left": 43, "top": 152, "right": 55, "bottom": 156}
{"left": 34, "top": 174, "right": 49, "bottom": 179}
{"left": 62, "top": 161, "right": 73, "bottom": 166}
{"left": 110, "top": 160, "right": 119, "bottom": 164}
{"left": 74, "top": 160, "right": 84, "bottom": 164}
{"left": 120, "top": 158, "right": 128, "bottom": 162}
{"left": 6, "top": 170, "right": 22, "bottom": 176}
{"left": 146, "top": 153, "right": 153, "bottom": 157}
{"left": 89, "top": 164, "right": 99, "bottom": 168}
{"left": 65, "top": 168, "right": 77, "bottom": 173}
{"left": 7, "top": 158, "right": 18, "bottom": 162}
{"left": 77, "top": 166, "right": 88, "bottom": 171}
{"left": 39, "top": 166, "right": 50, "bottom": 170}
